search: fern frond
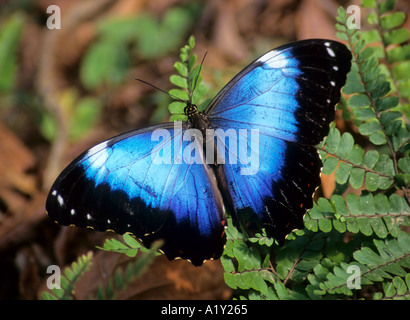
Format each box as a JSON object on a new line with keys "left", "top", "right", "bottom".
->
{"left": 314, "top": 231, "right": 410, "bottom": 297}
{"left": 97, "top": 233, "right": 161, "bottom": 258}
{"left": 373, "top": 275, "right": 410, "bottom": 299}
{"left": 336, "top": 2, "right": 409, "bottom": 167}
{"left": 168, "top": 35, "right": 210, "bottom": 121}
{"left": 305, "top": 192, "right": 410, "bottom": 237}
{"left": 328, "top": 2, "right": 409, "bottom": 202}
{"left": 41, "top": 251, "right": 94, "bottom": 300}
{"left": 221, "top": 1, "right": 410, "bottom": 300}
{"left": 319, "top": 127, "right": 395, "bottom": 191}
{"left": 95, "top": 240, "right": 162, "bottom": 300}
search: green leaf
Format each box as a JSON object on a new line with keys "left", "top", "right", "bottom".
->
{"left": 383, "top": 28, "right": 409, "bottom": 46}
{"left": 346, "top": 193, "right": 361, "bottom": 215}
{"left": 358, "top": 217, "right": 373, "bottom": 235}
{"left": 348, "top": 145, "right": 364, "bottom": 165}
{"left": 354, "top": 107, "right": 376, "bottom": 120}
{"left": 349, "top": 167, "right": 365, "bottom": 188}
{"left": 337, "top": 132, "right": 354, "bottom": 158}
{"left": 398, "top": 157, "right": 410, "bottom": 173}
{"left": 392, "top": 60, "right": 410, "bottom": 80}
{"left": 343, "top": 71, "right": 366, "bottom": 94}
{"left": 378, "top": 0, "right": 396, "bottom": 14}
{"left": 335, "top": 162, "right": 352, "bottom": 184}
{"left": 369, "top": 132, "right": 387, "bottom": 145}
{"left": 123, "top": 233, "right": 142, "bottom": 249}
{"left": 348, "top": 94, "right": 371, "bottom": 108}
{"left": 169, "top": 114, "right": 187, "bottom": 122}
{"left": 318, "top": 218, "right": 333, "bottom": 233}
{"left": 363, "top": 150, "right": 379, "bottom": 169}
{"left": 365, "top": 172, "right": 380, "bottom": 191}
{"left": 324, "top": 127, "right": 341, "bottom": 154}
{"left": 358, "top": 121, "right": 381, "bottom": 136}
{"left": 387, "top": 44, "right": 410, "bottom": 63}
{"left": 374, "top": 154, "right": 395, "bottom": 177}
{"left": 170, "top": 75, "right": 188, "bottom": 88}
{"left": 174, "top": 61, "right": 188, "bottom": 77}
{"left": 380, "top": 12, "right": 406, "bottom": 30}
{"left": 81, "top": 41, "right": 130, "bottom": 89}
{"left": 168, "top": 101, "right": 186, "bottom": 114}
{"left": 168, "top": 89, "right": 189, "bottom": 101}
{"left": 322, "top": 156, "right": 339, "bottom": 175}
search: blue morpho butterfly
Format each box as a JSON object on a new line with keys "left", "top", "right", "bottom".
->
{"left": 46, "top": 39, "right": 351, "bottom": 266}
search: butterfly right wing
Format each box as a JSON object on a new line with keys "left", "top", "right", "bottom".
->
{"left": 206, "top": 40, "right": 351, "bottom": 243}
{"left": 46, "top": 123, "right": 226, "bottom": 266}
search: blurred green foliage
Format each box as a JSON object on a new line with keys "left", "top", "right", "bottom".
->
{"left": 0, "top": 13, "right": 24, "bottom": 92}
{"left": 80, "top": 4, "right": 201, "bottom": 90}
{"left": 39, "top": 91, "right": 103, "bottom": 142}
{"left": 0, "top": 3, "right": 202, "bottom": 145}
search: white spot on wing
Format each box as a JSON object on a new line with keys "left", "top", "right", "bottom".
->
{"left": 257, "top": 50, "right": 289, "bottom": 68}
{"left": 86, "top": 141, "right": 110, "bottom": 175}
{"left": 324, "top": 42, "right": 336, "bottom": 58}
{"left": 87, "top": 141, "right": 109, "bottom": 157}
{"left": 327, "top": 48, "right": 336, "bottom": 58}
{"left": 57, "top": 194, "right": 64, "bottom": 207}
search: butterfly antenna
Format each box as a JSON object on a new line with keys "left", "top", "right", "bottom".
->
{"left": 135, "top": 78, "right": 185, "bottom": 103}
{"left": 189, "top": 51, "right": 208, "bottom": 103}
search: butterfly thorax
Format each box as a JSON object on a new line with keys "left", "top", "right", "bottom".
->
{"left": 185, "top": 103, "right": 211, "bottom": 135}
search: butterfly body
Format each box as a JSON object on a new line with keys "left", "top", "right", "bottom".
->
{"left": 46, "top": 39, "right": 351, "bottom": 266}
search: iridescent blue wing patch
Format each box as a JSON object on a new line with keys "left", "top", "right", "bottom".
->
{"left": 46, "top": 123, "right": 226, "bottom": 266}
{"left": 206, "top": 39, "right": 351, "bottom": 243}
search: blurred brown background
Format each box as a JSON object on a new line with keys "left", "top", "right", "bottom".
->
{"left": 0, "top": 0, "right": 408, "bottom": 300}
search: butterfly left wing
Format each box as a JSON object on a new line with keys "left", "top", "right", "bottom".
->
{"left": 206, "top": 39, "right": 351, "bottom": 243}
{"left": 46, "top": 123, "right": 226, "bottom": 266}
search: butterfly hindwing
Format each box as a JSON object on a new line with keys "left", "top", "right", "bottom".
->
{"left": 46, "top": 123, "right": 226, "bottom": 266}
{"left": 212, "top": 131, "right": 322, "bottom": 243}
{"left": 207, "top": 39, "right": 351, "bottom": 243}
